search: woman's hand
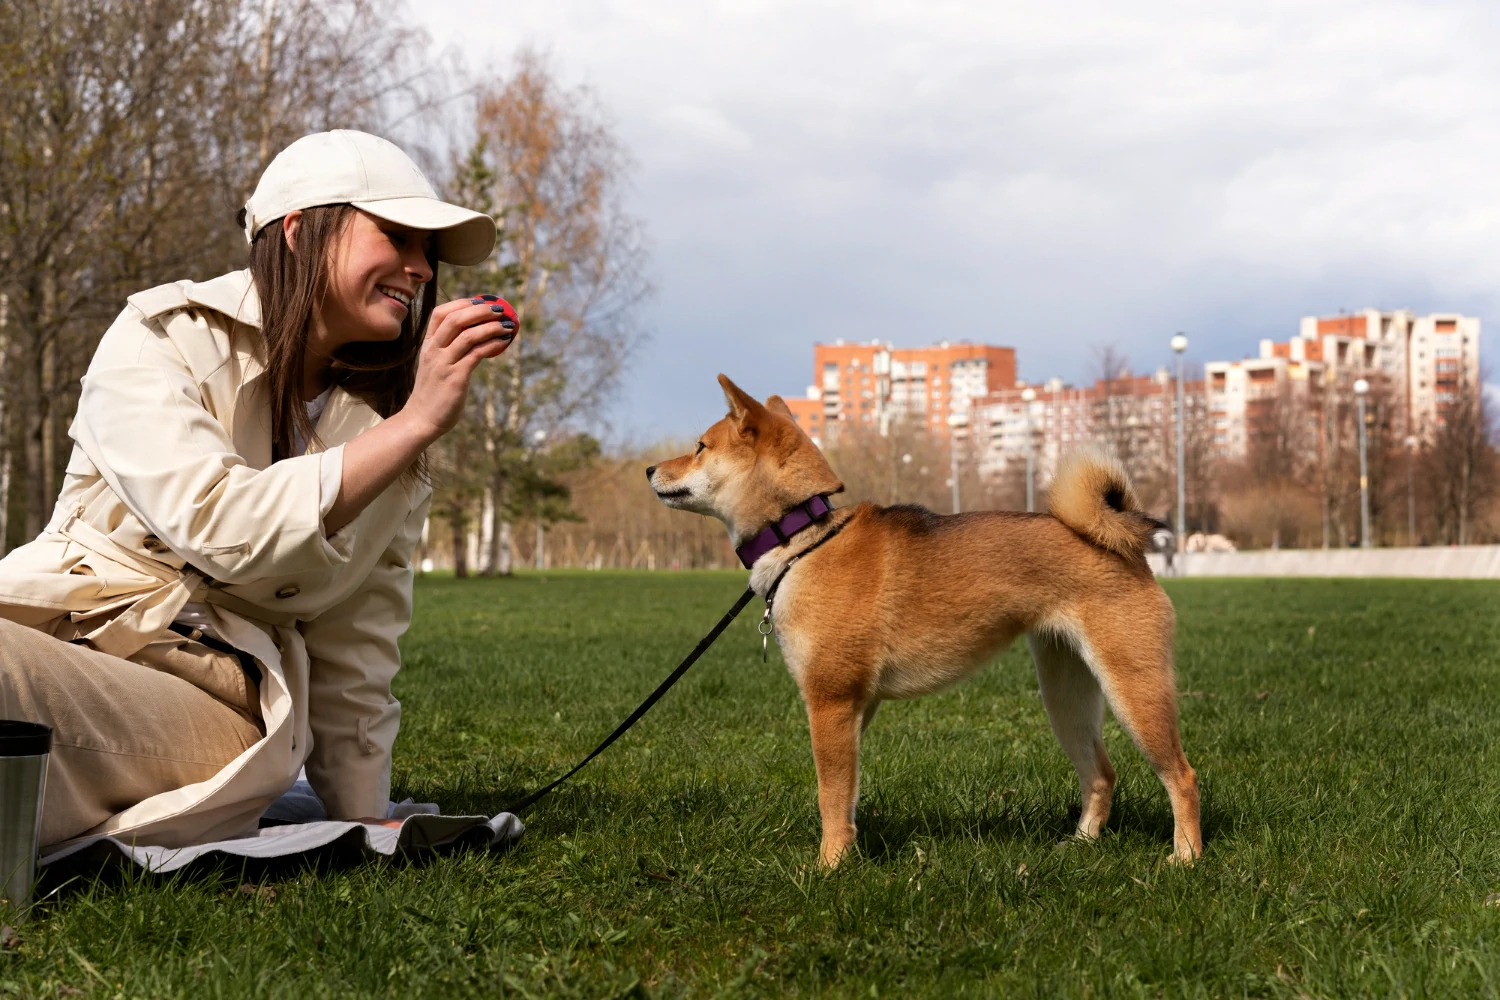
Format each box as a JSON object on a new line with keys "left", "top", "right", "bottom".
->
{"left": 322, "top": 294, "right": 517, "bottom": 535}
{"left": 403, "top": 295, "right": 519, "bottom": 439}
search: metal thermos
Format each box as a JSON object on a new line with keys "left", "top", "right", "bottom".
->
{"left": 0, "top": 722, "right": 51, "bottom": 919}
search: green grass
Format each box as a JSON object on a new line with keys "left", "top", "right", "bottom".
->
{"left": 7, "top": 573, "right": 1500, "bottom": 997}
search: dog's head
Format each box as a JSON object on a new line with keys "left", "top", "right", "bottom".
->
{"left": 647, "top": 374, "right": 844, "bottom": 544}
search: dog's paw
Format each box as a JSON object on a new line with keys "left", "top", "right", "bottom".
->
{"left": 817, "top": 840, "right": 858, "bottom": 871}
{"left": 1054, "top": 828, "right": 1105, "bottom": 851}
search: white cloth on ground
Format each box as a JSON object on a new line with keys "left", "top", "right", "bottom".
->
{"left": 39, "top": 773, "right": 522, "bottom": 873}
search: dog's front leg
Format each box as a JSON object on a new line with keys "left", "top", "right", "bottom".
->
{"left": 806, "top": 697, "right": 864, "bottom": 868}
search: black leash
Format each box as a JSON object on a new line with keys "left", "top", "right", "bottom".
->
{"left": 501, "top": 587, "right": 758, "bottom": 814}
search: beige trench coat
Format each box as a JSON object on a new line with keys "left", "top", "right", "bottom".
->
{"left": 0, "top": 269, "right": 431, "bottom": 847}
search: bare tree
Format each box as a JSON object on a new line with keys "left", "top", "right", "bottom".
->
{"left": 530, "top": 441, "right": 732, "bottom": 571}
{"left": 1425, "top": 376, "right": 1495, "bottom": 545}
{"left": 820, "top": 416, "right": 958, "bottom": 511}
{"left": 1214, "top": 379, "right": 1323, "bottom": 548}
{"left": 1, "top": 0, "right": 227, "bottom": 545}
{"left": 1089, "top": 345, "right": 1141, "bottom": 479}
{"left": 444, "top": 50, "right": 651, "bottom": 576}
{"left": 1359, "top": 377, "right": 1403, "bottom": 544}
{"left": 237, "top": 0, "right": 439, "bottom": 171}
{"left": 1179, "top": 382, "right": 1220, "bottom": 535}
{"left": 1087, "top": 345, "right": 1175, "bottom": 511}
{"left": 0, "top": 0, "right": 437, "bottom": 553}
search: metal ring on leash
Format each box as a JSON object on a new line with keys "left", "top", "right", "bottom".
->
{"left": 758, "top": 611, "right": 775, "bottom": 662}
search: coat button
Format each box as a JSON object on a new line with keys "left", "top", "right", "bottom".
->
{"left": 274, "top": 585, "right": 300, "bottom": 599}
{"left": 142, "top": 535, "right": 167, "bottom": 554}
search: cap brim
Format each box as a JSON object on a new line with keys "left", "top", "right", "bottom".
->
{"left": 350, "top": 196, "right": 497, "bottom": 266}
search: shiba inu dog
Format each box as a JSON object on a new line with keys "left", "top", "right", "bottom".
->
{"left": 647, "top": 375, "right": 1202, "bottom": 868}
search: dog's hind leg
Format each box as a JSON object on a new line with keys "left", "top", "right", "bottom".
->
{"left": 1073, "top": 609, "right": 1202, "bottom": 862}
{"left": 1028, "top": 631, "right": 1116, "bottom": 841}
{"left": 805, "top": 696, "right": 866, "bottom": 868}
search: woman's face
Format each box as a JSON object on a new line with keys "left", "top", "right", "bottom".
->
{"left": 314, "top": 209, "right": 435, "bottom": 347}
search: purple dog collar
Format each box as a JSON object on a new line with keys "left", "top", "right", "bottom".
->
{"left": 735, "top": 495, "right": 835, "bottom": 569}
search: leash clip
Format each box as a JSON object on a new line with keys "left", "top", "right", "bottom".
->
{"left": 758, "top": 607, "right": 774, "bottom": 662}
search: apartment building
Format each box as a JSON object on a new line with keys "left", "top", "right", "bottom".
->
{"left": 781, "top": 340, "right": 1017, "bottom": 445}
{"left": 1409, "top": 313, "right": 1481, "bottom": 435}
{"left": 1206, "top": 309, "right": 1480, "bottom": 458}
{"left": 1205, "top": 352, "right": 1327, "bottom": 459}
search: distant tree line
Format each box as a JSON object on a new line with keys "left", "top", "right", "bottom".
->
{"left": 425, "top": 365, "right": 1499, "bottom": 571}
{"left": 1213, "top": 373, "right": 1497, "bottom": 548}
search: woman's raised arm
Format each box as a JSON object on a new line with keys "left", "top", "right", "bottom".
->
{"left": 323, "top": 297, "right": 516, "bottom": 534}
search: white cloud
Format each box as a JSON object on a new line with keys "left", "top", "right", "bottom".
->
{"left": 655, "top": 105, "right": 753, "bottom": 153}
{"left": 414, "top": 0, "right": 1500, "bottom": 437}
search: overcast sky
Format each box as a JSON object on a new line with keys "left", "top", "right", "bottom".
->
{"left": 414, "top": 0, "right": 1500, "bottom": 441}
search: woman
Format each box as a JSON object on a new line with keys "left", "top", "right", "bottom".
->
{"left": 0, "top": 130, "right": 512, "bottom": 848}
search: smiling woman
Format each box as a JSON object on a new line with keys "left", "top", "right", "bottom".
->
{"left": 0, "top": 130, "right": 517, "bottom": 851}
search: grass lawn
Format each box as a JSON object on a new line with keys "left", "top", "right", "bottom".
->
{"left": 7, "top": 572, "right": 1500, "bottom": 997}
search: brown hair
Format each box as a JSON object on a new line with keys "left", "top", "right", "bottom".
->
{"left": 243, "top": 204, "right": 437, "bottom": 476}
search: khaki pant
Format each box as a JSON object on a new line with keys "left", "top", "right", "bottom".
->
{"left": 0, "top": 617, "right": 264, "bottom": 847}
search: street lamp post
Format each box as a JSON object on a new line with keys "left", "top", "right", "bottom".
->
{"left": 1354, "top": 378, "right": 1371, "bottom": 548}
{"left": 1170, "top": 333, "right": 1189, "bottom": 551}
{"left": 1021, "top": 387, "right": 1037, "bottom": 512}
{"left": 1405, "top": 434, "right": 1418, "bottom": 546}
{"left": 946, "top": 412, "right": 966, "bottom": 514}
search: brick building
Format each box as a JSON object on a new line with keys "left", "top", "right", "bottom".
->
{"left": 780, "top": 340, "right": 1017, "bottom": 446}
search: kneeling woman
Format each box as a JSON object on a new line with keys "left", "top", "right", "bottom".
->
{"left": 0, "top": 131, "right": 513, "bottom": 848}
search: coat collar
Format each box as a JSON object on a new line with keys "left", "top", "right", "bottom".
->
{"left": 183, "top": 269, "right": 383, "bottom": 452}
{"left": 176, "top": 269, "right": 267, "bottom": 386}
{"left": 183, "top": 268, "right": 262, "bottom": 328}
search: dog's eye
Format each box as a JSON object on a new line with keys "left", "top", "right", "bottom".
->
{"left": 695, "top": 441, "right": 706, "bottom": 455}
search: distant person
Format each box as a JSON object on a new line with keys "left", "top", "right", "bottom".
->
{"left": 0, "top": 131, "right": 514, "bottom": 849}
{"left": 1152, "top": 528, "right": 1176, "bottom": 575}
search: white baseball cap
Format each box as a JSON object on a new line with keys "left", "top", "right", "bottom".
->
{"left": 243, "top": 130, "right": 497, "bottom": 266}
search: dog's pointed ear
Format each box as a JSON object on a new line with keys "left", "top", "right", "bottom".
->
{"left": 718, "top": 374, "right": 767, "bottom": 434}
{"left": 764, "top": 395, "right": 795, "bottom": 420}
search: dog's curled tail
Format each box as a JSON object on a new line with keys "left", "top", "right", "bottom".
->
{"left": 1047, "top": 445, "right": 1160, "bottom": 560}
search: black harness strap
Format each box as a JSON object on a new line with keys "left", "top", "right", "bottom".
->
{"left": 501, "top": 587, "right": 758, "bottom": 814}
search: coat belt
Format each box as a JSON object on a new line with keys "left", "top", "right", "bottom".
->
{"left": 55, "top": 508, "right": 297, "bottom": 659}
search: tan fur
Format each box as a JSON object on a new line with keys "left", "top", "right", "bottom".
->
{"left": 648, "top": 376, "right": 1202, "bottom": 868}
{"left": 1047, "top": 445, "right": 1159, "bottom": 559}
